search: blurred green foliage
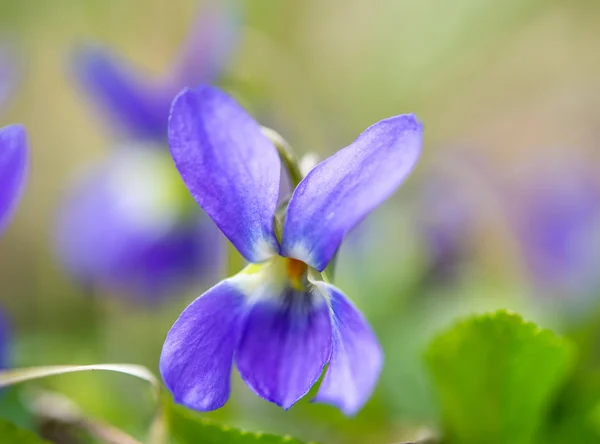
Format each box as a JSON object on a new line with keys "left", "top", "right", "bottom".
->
{"left": 0, "top": 418, "right": 51, "bottom": 443}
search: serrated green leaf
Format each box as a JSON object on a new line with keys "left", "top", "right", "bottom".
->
{"left": 166, "top": 401, "right": 315, "bottom": 444}
{"left": 425, "top": 310, "right": 574, "bottom": 444}
{"left": 0, "top": 419, "right": 51, "bottom": 443}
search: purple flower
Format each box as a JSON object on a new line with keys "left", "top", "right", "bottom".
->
{"left": 0, "top": 124, "right": 28, "bottom": 236}
{"left": 418, "top": 176, "right": 472, "bottom": 281}
{"left": 510, "top": 161, "right": 600, "bottom": 300}
{"left": 416, "top": 150, "right": 484, "bottom": 283}
{"left": 56, "top": 145, "right": 222, "bottom": 302}
{"left": 160, "top": 86, "right": 422, "bottom": 415}
{"left": 73, "top": 0, "right": 238, "bottom": 140}
{"left": 0, "top": 124, "right": 28, "bottom": 370}
{"left": 57, "top": 2, "right": 237, "bottom": 300}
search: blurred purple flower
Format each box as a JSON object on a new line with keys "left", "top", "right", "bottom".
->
{"left": 73, "top": 0, "right": 238, "bottom": 140}
{"left": 0, "top": 124, "right": 28, "bottom": 236}
{"left": 58, "top": 3, "right": 238, "bottom": 301}
{"left": 160, "top": 86, "right": 422, "bottom": 415}
{"left": 511, "top": 161, "right": 600, "bottom": 300}
{"left": 418, "top": 176, "right": 472, "bottom": 282}
{"left": 0, "top": 124, "right": 28, "bottom": 370}
{"left": 56, "top": 145, "right": 223, "bottom": 302}
{"left": 415, "top": 150, "right": 485, "bottom": 284}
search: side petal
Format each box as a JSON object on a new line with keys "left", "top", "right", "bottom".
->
{"left": 168, "top": 85, "right": 280, "bottom": 262}
{"left": 282, "top": 115, "right": 422, "bottom": 270}
{"left": 235, "top": 286, "right": 332, "bottom": 410}
{"left": 160, "top": 279, "right": 248, "bottom": 411}
{"left": 313, "top": 283, "right": 383, "bottom": 416}
{"left": 73, "top": 45, "right": 167, "bottom": 139}
{"left": 0, "top": 124, "right": 28, "bottom": 235}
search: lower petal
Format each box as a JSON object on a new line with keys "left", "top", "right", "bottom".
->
{"left": 235, "top": 286, "right": 332, "bottom": 410}
{"left": 160, "top": 280, "right": 248, "bottom": 411}
{"left": 313, "top": 283, "right": 383, "bottom": 416}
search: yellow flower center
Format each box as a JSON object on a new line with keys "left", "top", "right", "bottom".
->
{"left": 240, "top": 256, "right": 311, "bottom": 294}
{"left": 286, "top": 258, "right": 309, "bottom": 291}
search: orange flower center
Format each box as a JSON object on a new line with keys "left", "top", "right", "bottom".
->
{"left": 286, "top": 257, "right": 308, "bottom": 291}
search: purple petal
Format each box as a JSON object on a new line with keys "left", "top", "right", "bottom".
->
{"left": 165, "top": 0, "right": 239, "bottom": 90}
{"left": 313, "top": 283, "right": 382, "bottom": 416}
{"left": 55, "top": 146, "right": 221, "bottom": 302}
{"left": 281, "top": 115, "right": 422, "bottom": 271}
{"left": 0, "top": 124, "right": 28, "bottom": 235}
{"left": 73, "top": 46, "right": 168, "bottom": 139}
{"left": 74, "top": 3, "right": 238, "bottom": 140}
{"left": 168, "top": 86, "right": 280, "bottom": 262}
{"left": 235, "top": 288, "right": 332, "bottom": 409}
{"left": 160, "top": 280, "right": 248, "bottom": 411}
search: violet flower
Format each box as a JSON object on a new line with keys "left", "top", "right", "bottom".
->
{"left": 511, "top": 162, "right": 600, "bottom": 301}
{"left": 160, "top": 86, "right": 422, "bottom": 415}
{"left": 0, "top": 124, "right": 28, "bottom": 369}
{"left": 56, "top": 146, "right": 221, "bottom": 301}
{"left": 57, "top": 3, "right": 236, "bottom": 300}
{"left": 73, "top": 0, "right": 238, "bottom": 139}
{"left": 0, "top": 124, "right": 28, "bottom": 236}
{"left": 418, "top": 176, "right": 472, "bottom": 282}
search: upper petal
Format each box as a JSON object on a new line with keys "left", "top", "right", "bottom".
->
{"left": 160, "top": 279, "right": 248, "bottom": 411}
{"left": 281, "top": 115, "right": 422, "bottom": 270}
{"left": 168, "top": 85, "right": 280, "bottom": 262}
{"left": 73, "top": 46, "right": 167, "bottom": 139}
{"left": 0, "top": 124, "right": 28, "bottom": 235}
{"left": 166, "top": 0, "right": 240, "bottom": 89}
{"left": 235, "top": 282, "right": 332, "bottom": 409}
{"left": 313, "top": 283, "right": 383, "bottom": 416}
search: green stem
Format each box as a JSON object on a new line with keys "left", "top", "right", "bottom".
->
{"left": 325, "top": 250, "right": 339, "bottom": 281}
{"left": 261, "top": 126, "right": 342, "bottom": 283}
{"left": 261, "top": 126, "right": 303, "bottom": 188}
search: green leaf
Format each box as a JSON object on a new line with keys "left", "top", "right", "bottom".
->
{"left": 165, "top": 400, "right": 316, "bottom": 444}
{"left": 537, "top": 370, "right": 600, "bottom": 444}
{"left": 425, "top": 310, "right": 574, "bottom": 444}
{"left": 0, "top": 419, "right": 51, "bottom": 443}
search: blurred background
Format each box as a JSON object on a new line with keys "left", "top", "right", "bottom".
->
{"left": 0, "top": 0, "right": 599, "bottom": 442}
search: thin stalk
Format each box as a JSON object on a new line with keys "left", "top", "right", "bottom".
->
{"left": 261, "top": 126, "right": 342, "bottom": 283}
{"left": 261, "top": 126, "right": 303, "bottom": 188}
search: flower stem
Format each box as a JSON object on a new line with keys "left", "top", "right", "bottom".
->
{"left": 261, "top": 126, "right": 340, "bottom": 284}
{"left": 261, "top": 126, "right": 303, "bottom": 188}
